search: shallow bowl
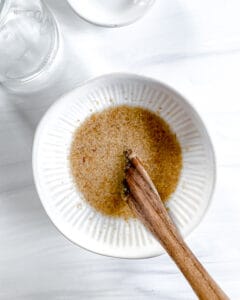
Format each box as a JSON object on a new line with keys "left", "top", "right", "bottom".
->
{"left": 33, "top": 73, "right": 216, "bottom": 258}
{"left": 67, "top": 0, "right": 156, "bottom": 27}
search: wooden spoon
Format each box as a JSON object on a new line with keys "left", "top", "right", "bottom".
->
{"left": 124, "top": 150, "right": 229, "bottom": 300}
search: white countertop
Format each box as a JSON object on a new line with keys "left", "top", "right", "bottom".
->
{"left": 0, "top": 0, "right": 240, "bottom": 299}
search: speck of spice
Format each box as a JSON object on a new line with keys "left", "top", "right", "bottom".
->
{"left": 70, "top": 105, "right": 182, "bottom": 219}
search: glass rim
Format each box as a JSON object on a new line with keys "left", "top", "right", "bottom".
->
{"left": 0, "top": 0, "right": 9, "bottom": 25}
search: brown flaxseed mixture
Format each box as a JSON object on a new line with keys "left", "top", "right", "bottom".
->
{"left": 70, "top": 105, "right": 182, "bottom": 219}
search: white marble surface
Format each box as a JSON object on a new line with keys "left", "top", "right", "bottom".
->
{"left": 0, "top": 0, "right": 240, "bottom": 299}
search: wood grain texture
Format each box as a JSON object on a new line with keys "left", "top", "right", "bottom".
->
{"left": 125, "top": 155, "right": 228, "bottom": 300}
{"left": 0, "top": 0, "right": 240, "bottom": 299}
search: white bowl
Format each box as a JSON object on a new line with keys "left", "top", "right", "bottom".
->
{"left": 67, "top": 0, "right": 156, "bottom": 27}
{"left": 33, "top": 73, "right": 216, "bottom": 258}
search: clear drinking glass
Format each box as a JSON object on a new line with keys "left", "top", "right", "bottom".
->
{"left": 0, "top": 0, "right": 59, "bottom": 91}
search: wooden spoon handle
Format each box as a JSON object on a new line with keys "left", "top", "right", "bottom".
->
{"left": 125, "top": 155, "right": 229, "bottom": 300}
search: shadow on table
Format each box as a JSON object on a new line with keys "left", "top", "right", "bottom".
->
{"left": 130, "top": 0, "right": 198, "bottom": 69}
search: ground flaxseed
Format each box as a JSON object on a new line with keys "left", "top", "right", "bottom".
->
{"left": 70, "top": 105, "right": 182, "bottom": 219}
